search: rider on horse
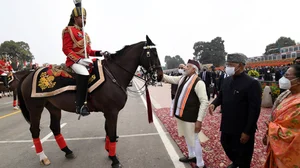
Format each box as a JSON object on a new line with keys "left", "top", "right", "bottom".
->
{"left": 62, "top": 2, "right": 109, "bottom": 116}
{"left": 0, "top": 56, "right": 12, "bottom": 88}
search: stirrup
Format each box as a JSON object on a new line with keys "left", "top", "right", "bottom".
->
{"left": 77, "top": 102, "right": 90, "bottom": 120}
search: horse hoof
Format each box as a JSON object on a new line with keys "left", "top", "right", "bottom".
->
{"left": 13, "top": 106, "right": 19, "bottom": 110}
{"left": 40, "top": 158, "right": 51, "bottom": 166}
{"left": 111, "top": 163, "right": 122, "bottom": 168}
{"left": 65, "top": 152, "right": 76, "bottom": 159}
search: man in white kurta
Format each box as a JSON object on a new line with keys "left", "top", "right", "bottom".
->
{"left": 163, "top": 59, "right": 208, "bottom": 168}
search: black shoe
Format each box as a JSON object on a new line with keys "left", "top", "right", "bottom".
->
{"left": 227, "top": 163, "right": 238, "bottom": 168}
{"left": 179, "top": 156, "right": 196, "bottom": 163}
{"left": 195, "top": 166, "right": 206, "bottom": 168}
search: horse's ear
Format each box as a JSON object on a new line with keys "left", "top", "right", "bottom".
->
{"left": 146, "top": 35, "right": 155, "bottom": 46}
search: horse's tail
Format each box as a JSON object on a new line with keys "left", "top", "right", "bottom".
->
{"left": 17, "top": 74, "right": 31, "bottom": 124}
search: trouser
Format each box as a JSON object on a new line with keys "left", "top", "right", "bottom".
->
{"left": 221, "top": 132, "right": 255, "bottom": 168}
{"left": 185, "top": 133, "right": 205, "bottom": 167}
{"left": 1, "top": 75, "right": 8, "bottom": 88}
{"left": 212, "top": 86, "right": 218, "bottom": 98}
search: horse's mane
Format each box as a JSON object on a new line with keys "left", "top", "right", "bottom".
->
{"left": 110, "top": 41, "right": 144, "bottom": 59}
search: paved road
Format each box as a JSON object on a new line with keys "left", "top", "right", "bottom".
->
{"left": 0, "top": 80, "right": 189, "bottom": 168}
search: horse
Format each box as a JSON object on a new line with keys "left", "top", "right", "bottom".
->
{"left": 0, "top": 70, "right": 31, "bottom": 109}
{"left": 18, "top": 35, "right": 163, "bottom": 168}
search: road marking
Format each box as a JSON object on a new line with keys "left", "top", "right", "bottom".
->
{"left": 133, "top": 79, "right": 186, "bottom": 168}
{"left": 0, "top": 132, "right": 162, "bottom": 144}
{"left": 0, "top": 110, "right": 21, "bottom": 120}
{"left": 3, "top": 101, "right": 13, "bottom": 105}
{"left": 31, "top": 123, "right": 67, "bottom": 148}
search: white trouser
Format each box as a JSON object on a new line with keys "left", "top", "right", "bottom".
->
{"left": 71, "top": 63, "right": 89, "bottom": 76}
{"left": 185, "top": 133, "right": 205, "bottom": 167}
{"left": 1, "top": 72, "right": 7, "bottom": 76}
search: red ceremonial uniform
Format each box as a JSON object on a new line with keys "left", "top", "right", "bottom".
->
{"left": 0, "top": 60, "right": 12, "bottom": 74}
{"left": 62, "top": 25, "right": 101, "bottom": 67}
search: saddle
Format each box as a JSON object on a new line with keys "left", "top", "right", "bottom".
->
{"left": 31, "top": 59, "right": 105, "bottom": 97}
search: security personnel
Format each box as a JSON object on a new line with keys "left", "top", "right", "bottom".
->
{"left": 208, "top": 53, "right": 262, "bottom": 168}
{"left": 62, "top": 2, "right": 109, "bottom": 116}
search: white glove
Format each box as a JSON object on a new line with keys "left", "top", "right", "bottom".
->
{"left": 4, "top": 71, "right": 9, "bottom": 74}
{"left": 77, "top": 58, "right": 92, "bottom": 66}
{"left": 82, "top": 58, "right": 93, "bottom": 64}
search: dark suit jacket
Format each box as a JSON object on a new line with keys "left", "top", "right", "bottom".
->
{"left": 212, "top": 72, "right": 262, "bottom": 135}
{"left": 218, "top": 72, "right": 226, "bottom": 91}
{"left": 199, "top": 71, "right": 211, "bottom": 87}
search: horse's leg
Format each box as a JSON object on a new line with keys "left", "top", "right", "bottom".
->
{"left": 13, "top": 90, "right": 18, "bottom": 110}
{"left": 29, "top": 106, "right": 51, "bottom": 165}
{"left": 104, "top": 121, "right": 119, "bottom": 149}
{"left": 104, "top": 111, "right": 122, "bottom": 168}
{"left": 45, "top": 103, "right": 75, "bottom": 159}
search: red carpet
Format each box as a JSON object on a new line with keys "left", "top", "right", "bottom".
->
{"left": 154, "top": 107, "right": 271, "bottom": 168}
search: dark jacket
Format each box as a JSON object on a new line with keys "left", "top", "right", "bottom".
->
{"left": 199, "top": 71, "right": 211, "bottom": 87}
{"left": 212, "top": 72, "right": 262, "bottom": 135}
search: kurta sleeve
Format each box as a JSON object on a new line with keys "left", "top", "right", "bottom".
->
{"left": 163, "top": 74, "right": 182, "bottom": 84}
{"left": 194, "top": 80, "right": 209, "bottom": 121}
{"left": 244, "top": 80, "right": 262, "bottom": 134}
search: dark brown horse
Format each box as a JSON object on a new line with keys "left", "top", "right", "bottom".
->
{"left": 0, "top": 70, "right": 32, "bottom": 108}
{"left": 18, "top": 36, "right": 163, "bottom": 168}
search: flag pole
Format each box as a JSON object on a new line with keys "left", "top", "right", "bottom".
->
{"left": 73, "top": 0, "right": 88, "bottom": 58}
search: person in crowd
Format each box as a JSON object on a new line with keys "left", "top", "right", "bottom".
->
{"left": 200, "top": 66, "right": 212, "bottom": 101}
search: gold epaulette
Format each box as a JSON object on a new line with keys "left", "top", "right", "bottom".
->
{"left": 62, "top": 26, "right": 71, "bottom": 37}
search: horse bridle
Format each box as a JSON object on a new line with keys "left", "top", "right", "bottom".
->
{"left": 104, "top": 43, "right": 160, "bottom": 94}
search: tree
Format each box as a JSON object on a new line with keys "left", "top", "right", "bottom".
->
{"left": 193, "top": 37, "right": 226, "bottom": 66}
{"left": 264, "top": 36, "right": 296, "bottom": 55}
{"left": 0, "top": 40, "right": 34, "bottom": 70}
{"left": 164, "top": 55, "right": 185, "bottom": 69}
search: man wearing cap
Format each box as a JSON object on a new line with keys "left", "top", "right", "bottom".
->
{"left": 163, "top": 59, "right": 208, "bottom": 168}
{"left": 0, "top": 56, "right": 12, "bottom": 88}
{"left": 62, "top": 2, "right": 109, "bottom": 116}
{"left": 208, "top": 53, "right": 262, "bottom": 168}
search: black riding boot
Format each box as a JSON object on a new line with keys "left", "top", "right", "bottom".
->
{"left": 2, "top": 76, "right": 8, "bottom": 88}
{"left": 75, "top": 74, "right": 90, "bottom": 116}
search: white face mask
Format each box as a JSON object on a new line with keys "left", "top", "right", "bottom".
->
{"left": 279, "top": 76, "right": 291, "bottom": 90}
{"left": 279, "top": 76, "right": 298, "bottom": 90}
{"left": 225, "top": 66, "right": 235, "bottom": 76}
{"left": 178, "top": 69, "right": 184, "bottom": 74}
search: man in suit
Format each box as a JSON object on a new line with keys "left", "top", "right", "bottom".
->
{"left": 200, "top": 66, "right": 212, "bottom": 101}
{"left": 209, "top": 53, "right": 262, "bottom": 168}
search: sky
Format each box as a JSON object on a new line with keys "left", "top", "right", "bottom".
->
{"left": 1, "top": 0, "right": 300, "bottom": 66}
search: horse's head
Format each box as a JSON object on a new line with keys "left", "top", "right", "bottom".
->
{"left": 9, "top": 70, "right": 32, "bottom": 90}
{"left": 139, "top": 35, "right": 163, "bottom": 82}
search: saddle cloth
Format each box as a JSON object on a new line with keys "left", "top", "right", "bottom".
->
{"left": 31, "top": 59, "right": 105, "bottom": 97}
